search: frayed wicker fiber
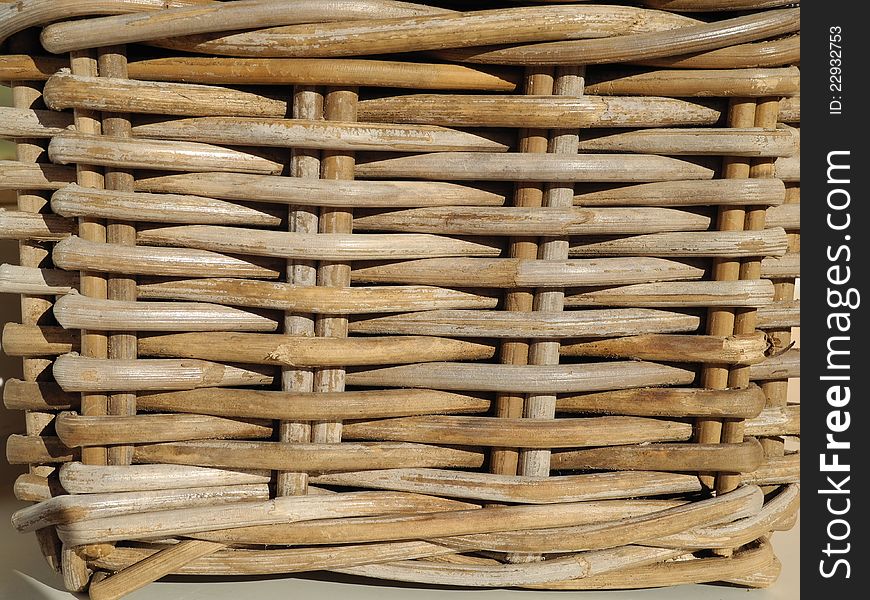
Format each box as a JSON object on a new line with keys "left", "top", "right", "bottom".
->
{"left": 1, "top": 1, "right": 799, "bottom": 598}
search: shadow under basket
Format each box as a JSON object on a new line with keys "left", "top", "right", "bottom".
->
{"left": 0, "top": 1, "right": 799, "bottom": 598}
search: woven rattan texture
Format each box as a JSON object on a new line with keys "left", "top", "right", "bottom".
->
{"left": 1, "top": 1, "right": 799, "bottom": 598}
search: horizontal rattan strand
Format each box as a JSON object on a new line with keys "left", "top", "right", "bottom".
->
{"left": 188, "top": 485, "right": 761, "bottom": 548}
{"left": 347, "top": 308, "right": 699, "bottom": 338}
{"left": 357, "top": 96, "right": 722, "bottom": 128}
{"left": 13, "top": 473, "right": 61, "bottom": 503}
{"left": 5, "top": 328, "right": 495, "bottom": 365}
{"left": 147, "top": 6, "right": 698, "bottom": 58}
{"left": 341, "top": 415, "right": 693, "bottom": 448}
{"left": 134, "top": 173, "right": 507, "bottom": 207}
{"left": 137, "top": 279, "right": 499, "bottom": 313}
{"left": 585, "top": 66, "right": 799, "bottom": 97}
{"left": 132, "top": 440, "right": 486, "bottom": 475}
{"left": 345, "top": 361, "right": 695, "bottom": 393}
{"left": 333, "top": 548, "right": 677, "bottom": 587}
{"left": 355, "top": 152, "right": 714, "bottom": 181}
{"left": 5, "top": 434, "right": 79, "bottom": 464}
{"left": 353, "top": 207, "right": 712, "bottom": 235}
{"left": 49, "top": 132, "right": 285, "bottom": 174}
{"left": 743, "top": 406, "right": 800, "bottom": 437}
{"left": 1, "top": 55, "right": 520, "bottom": 90}
{"left": 62, "top": 485, "right": 760, "bottom": 549}
{"left": 53, "top": 354, "right": 273, "bottom": 392}
{"left": 126, "top": 116, "right": 509, "bottom": 152}
{"left": 54, "top": 413, "right": 692, "bottom": 449}
{"left": 555, "top": 385, "right": 766, "bottom": 418}
{"left": 54, "top": 245, "right": 704, "bottom": 285}
{"left": 53, "top": 298, "right": 698, "bottom": 337}
{"left": 434, "top": 9, "right": 799, "bottom": 65}
{"left": 51, "top": 188, "right": 284, "bottom": 226}
{"left": 351, "top": 257, "right": 704, "bottom": 287}
{"left": 48, "top": 134, "right": 717, "bottom": 180}
{"left": 44, "top": 73, "right": 769, "bottom": 127}
{"left": 0, "top": 211, "right": 72, "bottom": 241}
{"left": 61, "top": 183, "right": 502, "bottom": 218}
{"left": 550, "top": 439, "right": 763, "bottom": 472}
{"left": 2, "top": 382, "right": 491, "bottom": 419}
{"left": 53, "top": 295, "right": 278, "bottom": 332}
{"left": 135, "top": 226, "right": 502, "bottom": 261}
{"left": 312, "top": 468, "right": 702, "bottom": 503}
{"left": 5, "top": 161, "right": 769, "bottom": 203}
{"left": 137, "top": 388, "right": 491, "bottom": 420}
{"left": 575, "top": 127, "right": 796, "bottom": 157}
{"left": 741, "top": 453, "right": 799, "bottom": 486}
{"left": 5, "top": 324, "right": 773, "bottom": 365}
{"left": 4, "top": 436, "right": 486, "bottom": 471}
{"left": 774, "top": 154, "right": 799, "bottom": 182}
{"left": 640, "top": 0, "right": 795, "bottom": 11}
{"left": 0, "top": 0, "right": 211, "bottom": 44}
{"left": 3, "top": 381, "right": 765, "bottom": 421}
{"left": 560, "top": 332, "right": 769, "bottom": 365}
{"left": 0, "top": 274, "right": 499, "bottom": 312}
{"left": 760, "top": 251, "right": 799, "bottom": 279}
{"left": 136, "top": 332, "right": 496, "bottom": 366}
{"left": 59, "top": 462, "right": 271, "bottom": 494}
{"left": 0, "top": 160, "right": 76, "bottom": 190}
{"left": 88, "top": 517, "right": 783, "bottom": 584}
{"left": 5, "top": 327, "right": 772, "bottom": 370}
{"left": 0, "top": 270, "right": 767, "bottom": 311}
{"left": 779, "top": 96, "right": 799, "bottom": 123}
{"left": 756, "top": 300, "right": 799, "bottom": 329}
{"left": 748, "top": 347, "right": 799, "bottom": 380}
{"left": 50, "top": 354, "right": 693, "bottom": 394}
{"left": 633, "top": 34, "right": 800, "bottom": 69}
{"left": 11, "top": 484, "right": 271, "bottom": 532}
{"left": 38, "top": 201, "right": 717, "bottom": 235}
{"left": 568, "top": 229, "right": 788, "bottom": 258}
{"left": 3, "top": 379, "right": 76, "bottom": 411}
{"left": 650, "top": 483, "right": 799, "bottom": 549}
{"left": 55, "top": 412, "right": 274, "bottom": 446}
{"left": 765, "top": 203, "right": 800, "bottom": 231}
{"left": 2, "top": 323, "right": 77, "bottom": 356}
{"left": 54, "top": 488, "right": 480, "bottom": 546}
{"left": 574, "top": 179, "right": 785, "bottom": 207}
{"left": 19, "top": 487, "right": 471, "bottom": 533}
{"left": 0, "top": 107, "right": 72, "bottom": 138}
{"left": 438, "top": 489, "right": 795, "bottom": 554}
{"left": 91, "top": 541, "right": 464, "bottom": 577}
{"left": 44, "top": 71, "right": 290, "bottom": 117}
{"left": 53, "top": 237, "right": 282, "bottom": 279}
{"left": 37, "top": 0, "right": 451, "bottom": 53}
{"left": 563, "top": 280, "right": 774, "bottom": 307}
{"left": 524, "top": 540, "right": 776, "bottom": 589}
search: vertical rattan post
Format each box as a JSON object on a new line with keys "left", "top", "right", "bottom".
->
{"left": 63, "top": 47, "right": 107, "bottom": 593}
{"left": 518, "top": 66, "right": 584, "bottom": 479}
{"left": 68, "top": 50, "right": 108, "bottom": 468}
{"left": 490, "top": 66, "right": 553, "bottom": 479}
{"left": 7, "top": 30, "right": 63, "bottom": 574}
{"left": 276, "top": 85, "right": 322, "bottom": 498}
{"left": 97, "top": 46, "right": 137, "bottom": 468}
{"left": 695, "top": 98, "right": 757, "bottom": 491}
{"left": 312, "top": 87, "right": 358, "bottom": 444}
{"left": 716, "top": 97, "right": 782, "bottom": 495}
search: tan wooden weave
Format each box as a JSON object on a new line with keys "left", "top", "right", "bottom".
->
{"left": 1, "top": 1, "right": 799, "bottom": 598}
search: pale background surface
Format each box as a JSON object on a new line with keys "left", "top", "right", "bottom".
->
{"left": 0, "top": 82, "right": 799, "bottom": 598}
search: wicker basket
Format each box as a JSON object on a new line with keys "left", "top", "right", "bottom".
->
{"left": 1, "top": 1, "right": 800, "bottom": 598}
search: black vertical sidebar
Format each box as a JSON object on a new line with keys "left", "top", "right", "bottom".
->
{"left": 803, "top": 4, "right": 868, "bottom": 597}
